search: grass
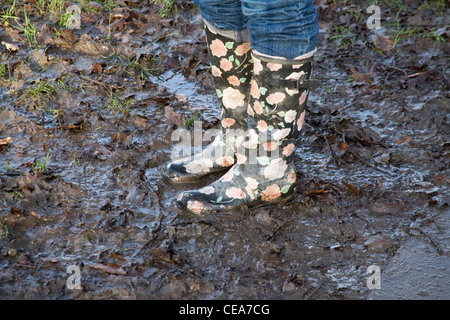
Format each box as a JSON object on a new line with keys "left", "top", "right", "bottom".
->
{"left": 13, "top": 7, "right": 38, "bottom": 46}
{"left": 0, "top": 0, "right": 18, "bottom": 26}
{"left": 329, "top": 25, "right": 354, "bottom": 49}
{"left": 16, "top": 79, "right": 58, "bottom": 109}
{"left": 152, "top": 0, "right": 178, "bottom": 18}
{"left": 104, "top": 91, "right": 135, "bottom": 115}
{"left": 182, "top": 110, "right": 201, "bottom": 129}
{"left": 32, "top": 153, "right": 50, "bottom": 174}
{"left": 0, "top": 222, "right": 8, "bottom": 239}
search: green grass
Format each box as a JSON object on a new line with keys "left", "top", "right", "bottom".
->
{"left": 103, "top": 91, "right": 135, "bottom": 115}
{"left": 329, "top": 25, "right": 354, "bottom": 49}
{"left": 182, "top": 110, "right": 201, "bottom": 129}
{"left": 32, "top": 153, "right": 51, "bottom": 174}
{"left": 16, "top": 79, "right": 58, "bottom": 109}
{"left": 152, "top": 0, "right": 178, "bottom": 18}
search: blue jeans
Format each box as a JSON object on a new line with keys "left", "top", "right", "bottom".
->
{"left": 194, "top": 0, "right": 319, "bottom": 59}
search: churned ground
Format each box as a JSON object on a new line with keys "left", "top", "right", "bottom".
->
{"left": 0, "top": 0, "right": 448, "bottom": 299}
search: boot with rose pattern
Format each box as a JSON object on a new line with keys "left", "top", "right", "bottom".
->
{"left": 176, "top": 51, "right": 319, "bottom": 214}
{"left": 164, "top": 25, "right": 253, "bottom": 183}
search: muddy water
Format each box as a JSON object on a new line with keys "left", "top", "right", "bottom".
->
{"left": 1, "top": 3, "right": 449, "bottom": 300}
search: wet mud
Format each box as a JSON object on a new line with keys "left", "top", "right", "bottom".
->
{"left": 0, "top": 1, "right": 448, "bottom": 299}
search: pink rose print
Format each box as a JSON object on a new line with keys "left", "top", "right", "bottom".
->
{"left": 225, "top": 187, "right": 246, "bottom": 199}
{"left": 235, "top": 42, "right": 250, "bottom": 56}
{"left": 250, "top": 79, "right": 260, "bottom": 99}
{"left": 227, "top": 75, "right": 240, "bottom": 86}
{"left": 257, "top": 120, "right": 268, "bottom": 132}
{"left": 222, "top": 87, "right": 246, "bottom": 109}
{"left": 220, "top": 58, "right": 233, "bottom": 72}
{"left": 221, "top": 118, "right": 236, "bottom": 128}
{"left": 236, "top": 153, "right": 247, "bottom": 164}
{"left": 267, "top": 62, "right": 282, "bottom": 71}
{"left": 220, "top": 169, "right": 234, "bottom": 182}
{"left": 284, "top": 110, "right": 297, "bottom": 123}
{"left": 261, "top": 185, "right": 281, "bottom": 202}
{"left": 210, "top": 39, "right": 227, "bottom": 57}
{"left": 287, "top": 169, "right": 296, "bottom": 184}
{"left": 215, "top": 156, "right": 234, "bottom": 167}
{"left": 299, "top": 90, "right": 307, "bottom": 105}
{"left": 187, "top": 200, "right": 205, "bottom": 214}
{"left": 253, "top": 57, "right": 263, "bottom": 75}
{"left": 282, "top": 143, "right": 295, "bottom": 157}
{"left": 263, "top": 142, "right": 277, "bottom": 151}
{"left": 253, "top": 100, "right": 263, "bottom": 115}
{"left": 247, "top": 104, "right": 255, "bottom": 116}
{"left": 267, "top": 92, "right": 286, "bottom": 105}
{"left": 297, "top": 110, "right": 306, "bottom": 131}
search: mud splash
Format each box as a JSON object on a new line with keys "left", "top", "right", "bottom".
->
{"left": 0, "top": 1, "right": 449, "bottom": 299}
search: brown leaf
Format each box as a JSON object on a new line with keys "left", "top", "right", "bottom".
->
{"left": 87, "top": 262, "right": 127, "bottom": 275}
{"left": 32, "top": 50, "right": 48, "bottom": 67}
{"left": 164, "top": 106, "right": 182, "bottom": 127}
{"left": 1, "top": 41, "right": 19, "bottom": 51}
{"left": 0, "top": 137, "right": 12, "bottom": 145}
{"left": 342, "top": 181, "right": 361, "bottom": 195}
{"left": 350, "top": 67, "right": 374, "bottom": 86}
{"left": 89, "top": 62, "right": 103, "bottom": 74}
{"left": 376, "top": 34, "right": 394, "bottom": 54}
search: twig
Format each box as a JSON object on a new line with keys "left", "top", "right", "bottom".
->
{"left": 406, "top": 227, "right": 443, "bottom": 255}
{"left": 379, "top": 62, "right": 408, "bottom": 78}
{"left": 32, "top": 124, "right": 81, "bottom": 136}
{"left": 266, "top": 209, "right": 297, "bottom": 241}
{"left": 304, "top": 280, "right": 324, "bottom": 300}
{"left": 322, "top": 134, "right": 340, "bottom": 167}
{"left": 144, "top": 118, "right": 162, "bottom": 131}
{"left": 133, "top": 174, "right": 165, "bottom": 254}
{"left": 347, "top": 147, "right": 392, "bottom": 176}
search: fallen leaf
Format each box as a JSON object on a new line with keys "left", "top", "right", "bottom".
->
{"left": 164, "top": 105, "right": 182, "bottom": 127}
{"left": 350, "top": 67, "right": 374, "bottom": 86}
{"left": 87, "top": 262, "right": 127, "bottom": 276}
{"left": 89, "top": 62, "right": 103, "bottom": 74}
{"left": 342, "top": 181, "right": 361, "bottom": 194}
{"left": 32, "top": 50, "right": 48, "bottom": 66}
{"left": 376, "top": 34, "right": 394, "bottom": 54}
{"left": 1, "top": 41, "right": 19, "bottom": 51}
{"left": 396, "top": 136, "right": 411, "bottom": 144}
{"left": 0, "top": 137, "right": 12, "bottom": 145}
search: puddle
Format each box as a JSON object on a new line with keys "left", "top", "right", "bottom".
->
{"left": 0, "top": 2, "right": 448, "bottom": 300}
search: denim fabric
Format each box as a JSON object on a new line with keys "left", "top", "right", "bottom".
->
{"left": 194, "top": 0, "right": 319, "bottom": 59}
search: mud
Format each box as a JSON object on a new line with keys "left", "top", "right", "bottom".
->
{"left": 0, "top": 1, "right": 448, "bottom": 299}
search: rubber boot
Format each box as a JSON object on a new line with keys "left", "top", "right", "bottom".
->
{"left": 176, "top": 50, "right": 318, "bottom": 214}
{"left": 164, "top": 24, "right": 253, "bottom": 183}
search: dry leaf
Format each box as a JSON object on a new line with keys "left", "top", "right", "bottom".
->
{"left": 376, "top": 34, "right": 394, "bottom": 54}
{"left": 87, "top": 262, "right": 127, "bottom": 275}
{"left": 89, "top": 62, "right": 103, "bottom": 74}
{"left": 1, "top": 41, "right": 19, "bottom": 51}
{"left": 32, "top": 50, "right": 48, "bottom": 66}
{"left": 342, "top": 181, "right": 361, "bottom": 194}
{"left": 164, "top": 105, "right": 182, "bottom": 127}
{"left": 350, "top": 67, "right": 374, "bottom": 86}
{"left": 0, "top": 137, "right": 12, "bottom": 145}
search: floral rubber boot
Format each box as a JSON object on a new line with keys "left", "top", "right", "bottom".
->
{"left": 164, "top": 25, "right": 253, "bottom": 183}
{"left": 176, "top": 51, "right": 319, "bottom": 214}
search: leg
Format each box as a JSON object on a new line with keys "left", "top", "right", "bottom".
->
{"left": 242, "top": 0, "right": 318, "bottom": 59}
{"left": 176, "top": 1, "right": 320, "bottom": 213}
{"left": 164, "top": 0, "right": 253, "bottom": 182}
{"left": 194, "top": 0, "right": 247, "bottom": 31}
